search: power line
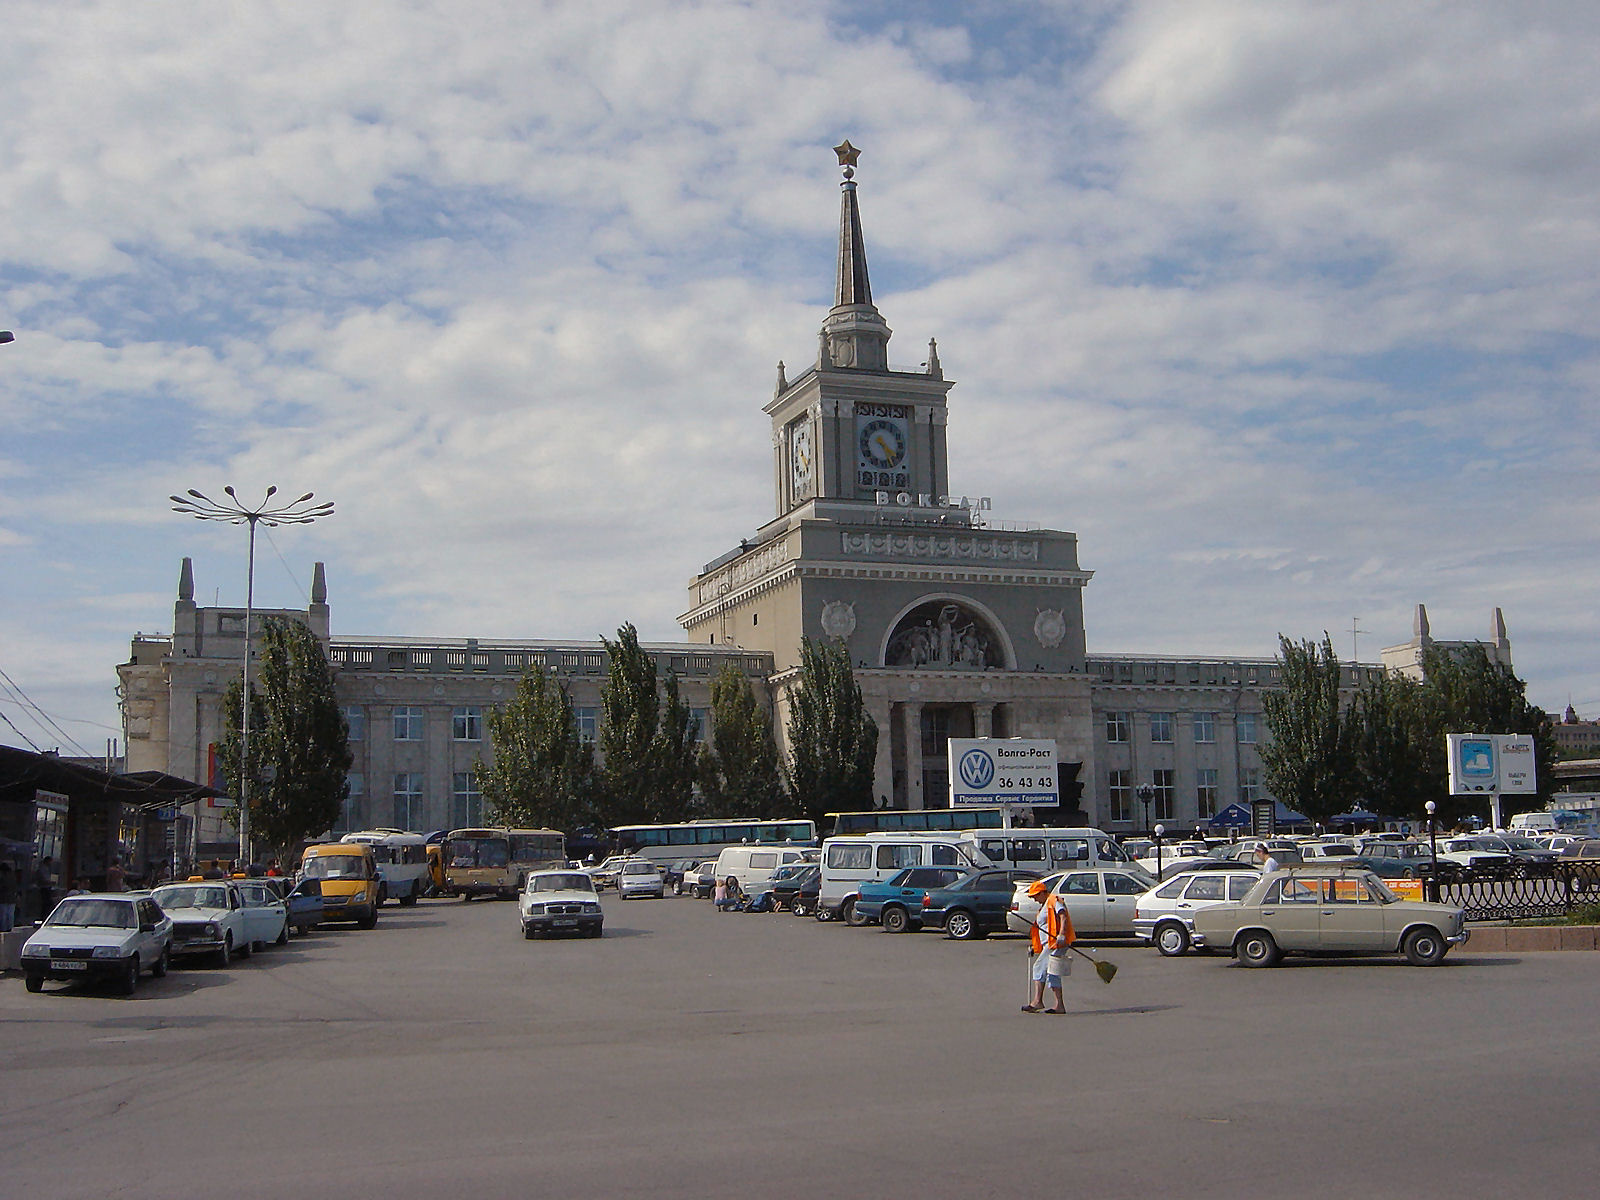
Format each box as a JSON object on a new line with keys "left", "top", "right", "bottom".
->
{"left": 0, "top": 707, "right": 45, "bottom": 752}
{"left": 0, "top": 666, "right": 98, "bottom": 758}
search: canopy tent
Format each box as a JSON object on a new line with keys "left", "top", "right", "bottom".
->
{"left": 1206, "top": 801, "right": 1312, "bottom": 832}
{"left": 1327, "top": 809, "right": 1384, "bottom": 827}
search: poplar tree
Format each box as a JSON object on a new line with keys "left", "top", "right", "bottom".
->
{"left": 698, "top": 663, "right": 785, "bottom": 818}
{"left": 597, "top": 623, "right": 698, "bottom": 826}
{"left": 1260, "top": 633, "right": 1356, "bottom": 823}
{"left": 477, "top": 670, "right": 596, "bottom": 832}
{"left": 785, "top": 637, "right": 878, "bottom": 826}
{"left": 218, "top": 616, "right": 351, "bottom": 853}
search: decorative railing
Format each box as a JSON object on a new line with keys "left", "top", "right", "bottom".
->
{"left": 1428, "top": 863, "right": 1600, "bottom": 921}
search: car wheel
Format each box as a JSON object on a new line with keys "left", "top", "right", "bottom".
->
{"left": 400, "top": 886, "right": 418, "bottom": 907}
{"left": 152, "top": 945, "right": 170, "bottom": 978}
{"left": 24, "top": 973, "right": 43, "bottom": 993}
{"left": 238, "top": 937, "right": 253, "bottom": 959}
{"left": 945, "top": 909, "right": 978, "bottom": 940}
{"left": 843, "top": 898, "right": 864, "bottom": 927}
{"left": 882, "top": 906, "right": 911, "bottom": 935}
{"left": 1235, "top": 930, "right": 1281, "bottom": 967}
{"left": 358, "top": 908, "right": 378, "bottom": 930}
{"left": 1403, "top": 926, "right": 1448, "bottom": 966}
{"left": 1509, "top": 862, "right": 1530, "bottom": 880}
{"left": 1154, "top": 922, "right": 1191, "bottom": 957}
{"left": 523, "top": 925, "right": 538, "bottom": 940}
{"left": 119, "top": 955, "right": 140, "bottom": 995}
{"left": 216, "top": 935, "right": 233, "bottom": 967}
{"left": 814, "top": 904, "right": 832, "bottom": 922}
{"left": 673, "top": 881, "right": 684, "bottom": 896}
{"left": 276, "top": 921, "right": 290, "bottom": 946}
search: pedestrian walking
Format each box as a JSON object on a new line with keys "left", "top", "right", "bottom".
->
{"left": 1254, "top": 843, "right": 1280, "bottom": 873}
{"left": 1022, "top": 879, "right": 1075, "bottom": 1014}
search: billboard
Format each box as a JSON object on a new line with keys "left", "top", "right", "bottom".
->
{"left": 1447, "top": 733, "right": 1537, "bottom": 796}
{"left": 946, "top": 738, "right": 1059, "bottom": 807}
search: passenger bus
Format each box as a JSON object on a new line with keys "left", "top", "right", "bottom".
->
{"left": 611, "top": 819, "right": 818, "bottom": 867}
{"left": 442, "top": 827, "right": 567, "bottom": 900}
{"left": 826, "top": 807, "right": 1010, "bottom": 836}
{"left": 342, "top": 829, "right": 431, "bottom": 906}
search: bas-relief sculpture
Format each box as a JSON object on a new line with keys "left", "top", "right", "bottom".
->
{"left": 885, "top": 601, "right": 997, "bottom": 669}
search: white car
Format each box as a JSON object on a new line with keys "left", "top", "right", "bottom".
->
{"left": 519, "top": 870, "right": 604, "bottom": 939}
{"left": 21, "top": 893, "right": 173, "bottom": 995}
{"left": 586, "top": 855, "right": 633, "bottom": 890}
{"left": 231, "top": 879, "right": 291, "bottom": 949}
{"left": 152, "top": 881, "right": 253, "bottom": 965}
{"left": 1133, "top": 869, "right": 1259, "bottom": 955}
{"left": 1007, "top": 867, "right": 1156, "bottom": 938}
{"left": 616, "top": 859, "right": 665, "bottom": 899}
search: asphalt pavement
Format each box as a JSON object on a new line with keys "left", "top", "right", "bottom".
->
{"left": 3, "top": 892, "right": 1597, "bottom": 1199}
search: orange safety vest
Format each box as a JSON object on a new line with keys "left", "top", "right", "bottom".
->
{"left": 1029, "top": 896, "right": 1077, "bottom": 954}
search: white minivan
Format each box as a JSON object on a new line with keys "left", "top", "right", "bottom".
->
{"left": 713, "top": 845, "right": 813, "bottom": 902}
{"left": 818, "top": 833, "right": 991, "bottom": 925}
{"left": 961, "top": 828, "right": 1131, "bottom": 875}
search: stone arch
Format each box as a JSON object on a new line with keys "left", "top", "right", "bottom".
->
{"left": 878, "top": 594, "right": 1015, "bottom": 671}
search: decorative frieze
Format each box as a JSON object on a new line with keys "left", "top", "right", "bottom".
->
{"left": 841, "top": 530, "right": 1040, "bottom": 562}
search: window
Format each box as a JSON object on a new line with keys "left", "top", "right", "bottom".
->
{"left": 826, "top": 843, "right": 872, "bottom": 870}
{"left": 394, "top": 706, "right": 424, "bottom": 741}
{"left": 1105, "top": 711, "right": 1130, "bottom": 743}
{"left": 1150, "top": 712, "right": 1174, "bottom": 743}
{"left": 1228, "top": 875, "right": 1256, "bottom": 901}
{"left": 452, "top": 772, "right": 482, "bottom": 829}
{"left": 393, "top": 772, "right": 424, "bottom": 829}
{"left": 1059, "top": 873, "right": 1101, "bottom": 895}
{"left": 452, "top": 706, "right": 482, "bottom": 741}
{"left": 877, "top": 844, "right": 920, "bottom": 870}
{"left": 1104, "top": 873, "right": 1147, "bottom": 896}
{"left": 689, "top": 708, "right": 709, "bottom": 744}
{"left": 343, "top": 773, "right": 365, "bottom": 831}
{"left": 344, "top": 706, "right": 365, "bottom": 741}
{"left": 1108, "top": 769, "right": 1132, "bottom": 822}
{"left": 1239, "top": 767, "right": 1261, "bottom": 805}
{"left": 1185, "top": 876, "right": 1225, "bottom": 901}
{"left": 1237, "top": 712, "right": 1258, "bottom": 744}
{"left": 1196, "top": 768, "right": 1218, "bottom": 819}
{"left": 1193, "top": 712, "right": 1215, "bottom": 743}
{"left": 921, "top": 708, "right": 951, "bottom": 758}
{"left": 575, "top": 707, "right": 598, "bottom": 744}
{"left": 1153, "top": 768, "right": 1175, "bottom": 821}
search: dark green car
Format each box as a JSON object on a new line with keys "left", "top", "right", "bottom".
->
{"left": 890, "top": 868, "right": 1041, "bottom": 940}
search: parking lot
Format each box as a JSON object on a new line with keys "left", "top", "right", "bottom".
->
{"left": 4, "top": 892, "right": 1599, "bottom": 1199}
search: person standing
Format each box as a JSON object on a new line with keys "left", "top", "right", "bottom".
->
{"left": 0, "top": 863, "right": 17, "bottom": 932}
{"left": 106, "top": 856, "right": 126, "bottom": 892}
{"left": 1022, "top": 880, "right": 1075, "bottom": 1014}
{"left": 1255, "top": 844, "right": 1281, "bottom": 873}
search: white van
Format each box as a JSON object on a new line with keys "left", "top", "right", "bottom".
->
{"left": 342, "top": 830, "right": 431, "bottom": 906}
{"left": 819, "top": 833, "right": 991, "bottom": 924}
{"left": 961, "top": 828, "right": 1130, "bottom": 875}
{"left": 1509, "top": 812, "right": 1559, "bottom": 835}
{"left": 713, "top": 845, "right": 813, "bottom": 902}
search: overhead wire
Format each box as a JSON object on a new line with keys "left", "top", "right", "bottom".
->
{"left": 0, "top": 666, "right": 98, "bottom": 758}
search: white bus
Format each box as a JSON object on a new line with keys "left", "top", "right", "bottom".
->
{"left": 611, "top": 819, "right": 818, "bottom": 867}
{"left": 342, "top": 830, "right": 431, "bottom": 906}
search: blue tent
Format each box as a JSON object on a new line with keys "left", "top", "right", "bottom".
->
{"left": 1207, "top": 801, "right": 1311, "bottom": 832}
{"left": 1329, "top": 809, "right": 1383, "bottom": 826}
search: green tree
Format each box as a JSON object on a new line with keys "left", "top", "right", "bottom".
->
{"left": 1350, "top": 668, "right": 1432, "bottom": 818}
{"left": 597, "top": 623, "right": 699, "bottom": 826}
{"left": 1260, "top": 633, "right": 1356, "bottom": 823}
{"left": 698, "top": 663, "right": 785, "bottom": 818}
{"left": 1415, "top": 644, "right": 1556, "bottom": 824}
{"left": 476, "top": 670, "right": 597, "bottom": 831}
{"left": 785, "top": 637, "right": 878, "bottom": 826}
{"left": 218, "top": 616, "right": 351, "bottom": 855}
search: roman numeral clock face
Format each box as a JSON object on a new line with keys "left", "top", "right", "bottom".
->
{"left": 790, "top": 422, "right": 813, "bottom": 495}
{"left": 857, "top": 415, "right": 909, "bottom": 489}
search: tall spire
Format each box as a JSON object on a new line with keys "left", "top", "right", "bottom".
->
{"left": 821, "top": 140, "right": 891, "bottom": 371}
{"left": 178, "top": 556, "right": 194, "bottom": 602}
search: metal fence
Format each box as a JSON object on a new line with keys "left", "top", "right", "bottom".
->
{"left": 1428, "top": 863, "right": 1600, "bottom": 922}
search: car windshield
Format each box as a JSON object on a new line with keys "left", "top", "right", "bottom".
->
{"left": 530, "top": 874, "right": 593, "bottom": 893}
{"left": 302, "top": 855, "right": 368, "bottom": 880}
{"left": 622, "top": 862, "right": 654, "bottom": 874}
{"left": 46, "top": 899, "right": 136, "bottom": 929}
{"left": 155, "top": 885, "right": 230, "bottom": 910}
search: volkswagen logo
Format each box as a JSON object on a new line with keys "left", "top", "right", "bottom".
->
{"left": 958, "top": 749, "right": 995, "bottom": 789}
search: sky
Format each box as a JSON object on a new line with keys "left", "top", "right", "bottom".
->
{"left": 2, "top": 0, "right": 1597, "bottom": 759}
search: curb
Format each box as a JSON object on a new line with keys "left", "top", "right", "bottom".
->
{"left": 1460, "top": 925, "right": 1600, "bottom": 952}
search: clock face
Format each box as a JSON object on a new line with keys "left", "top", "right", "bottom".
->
{"left": 790, "top": 422, "right": 813, "bottom": 495}
{"left": 858, "top": 417, "right": 907, "bottom": 470}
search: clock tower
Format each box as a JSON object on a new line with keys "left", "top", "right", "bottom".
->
{"left": 683, "top": 143, "right": 1096, "bottom": 814}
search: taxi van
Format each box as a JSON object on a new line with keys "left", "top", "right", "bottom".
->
{"left": 299, "top": 841, "right": 380, "bottom": 929}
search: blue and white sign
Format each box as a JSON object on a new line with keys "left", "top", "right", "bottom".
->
{"left": 1448, "top": 733, "right": 1537, "bottom": 795}
{"left": 946, "top": 738, "right": 1058, "bottom": 807}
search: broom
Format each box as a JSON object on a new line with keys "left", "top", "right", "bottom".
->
{"left": 1068, "top": 943, "right": 1119, "bottom": 984}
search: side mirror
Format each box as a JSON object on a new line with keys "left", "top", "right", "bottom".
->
{"left": 140, "top": 922, "right": 158, "bottom": 933}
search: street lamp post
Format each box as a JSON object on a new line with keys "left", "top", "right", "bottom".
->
{"left": 1425, "top": 800, "right": 1438, "bottom": 898}
{"left": 171, "top": 486, "right": 333, "bottom": 867}
{"left": 1154, "top": 823, "right": 1165, "bottom": 878}
{"left": 1136, "top": 783, "right": 1155, "bottom": 836}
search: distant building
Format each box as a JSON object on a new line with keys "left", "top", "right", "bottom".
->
{"left": 1551, "top": 705, "right": 1600, "bottom": 760}
{"left": 1380, "top": 604, "right": 1513, "bottom": 681}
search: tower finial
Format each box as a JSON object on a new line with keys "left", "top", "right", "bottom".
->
{"left": 834, "top": 139, "right": 861, "bottom": 180}
{"left": 926, "top": 338, "right": 942, "bottom": 379}
{"left": 822, "top": 139, "right": 890, "bottom": 370}
{"left": 178, "top": 556, "right": 194, "bottom": 602}
{"left": 775, "top": 361, "right": 787, "bottom": 396}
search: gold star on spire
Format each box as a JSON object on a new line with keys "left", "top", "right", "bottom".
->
{"left": 833, "top": 139, "right": 861, "bottom": 177}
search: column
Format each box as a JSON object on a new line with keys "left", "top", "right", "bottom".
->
{"left": 902, "top": 701, "right": 924, "bottom": 810}
{"left": 866, "top": 695, "right": 894, "bottom": 807}
{"left": 973, "top": 703, "right": 995, "bottom": 738}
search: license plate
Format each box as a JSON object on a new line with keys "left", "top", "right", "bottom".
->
{"left": 51, "top": 960, "right": 87, "bottom": 971}
{"left": 553, "top": 919, "right": 576, "bottom": 927}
